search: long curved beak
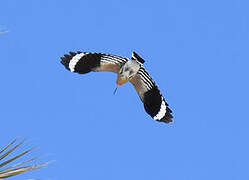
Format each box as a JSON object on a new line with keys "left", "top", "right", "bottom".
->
{"left": 113, "top": 85, "right": 119, "bottom": 95}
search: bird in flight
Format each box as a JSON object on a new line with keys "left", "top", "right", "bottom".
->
{"left": 60, "top": 51, "right": 173, "bottom": 123}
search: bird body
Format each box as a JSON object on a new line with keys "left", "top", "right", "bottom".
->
{"left": 61, "top": 51, "right": 173, "bottom": 123}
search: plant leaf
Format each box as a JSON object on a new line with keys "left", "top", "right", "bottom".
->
{"left": 0, "top": 163, "right": 46, "bottom": 178}
{"left": 0, "top": 139, "right": 17, "bottom": 155}
{"left": 0, "top": 147, "right": 33, "bottom": 168}
{"left": 0, "top": 139, "right": 25, "bottom": 162}
{"left": 1, "top": 156, "right": 40, "bottom": 172}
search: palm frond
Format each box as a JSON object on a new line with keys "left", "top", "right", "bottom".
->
{"left": 0, "top": 139, "right": 48, "bottom": 179}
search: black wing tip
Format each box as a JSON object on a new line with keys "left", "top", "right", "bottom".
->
{"left": 158, "top": 107, "right": 173, "bottom": 123}
{"left": 60, "top": 53, "right": 73, "bottom": 70}
{"left": 132, "top": 51, "right": 145, "bottom": 64}
{"left": 143, "top": 86, "right": 173, "bottom": 124}
{"left": 69, "top": 51, "right": 77, "bottom": 56}
{"left": 60, "top": 51, "right": 82, "bottom": 70}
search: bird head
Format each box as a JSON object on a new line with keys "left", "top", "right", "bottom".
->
{"left": 116, "top": 74, "right": 128, "bottom": 85}
{"left": 114, "top": 74, "right": 128, "bottom": 95}
{"left": 117, "top": 60, "right": 141, "bottom": 86}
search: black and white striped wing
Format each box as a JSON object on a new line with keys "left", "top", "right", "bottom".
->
{"left": 130, "top": 67, "right": 173, "bottom": 123}
{"left": 60, "top": 51, "right": 128, "bottom": 74}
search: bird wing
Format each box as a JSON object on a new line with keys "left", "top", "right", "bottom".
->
{"left": 129, "top": 66, "right": 173, "bottom": 123}
{"left": 60, "top": 51, "right": 128, "bottom": 74}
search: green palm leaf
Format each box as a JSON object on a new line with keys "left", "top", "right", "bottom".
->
{"left": 0, "top": 139, "right": 48, "bottom": 179}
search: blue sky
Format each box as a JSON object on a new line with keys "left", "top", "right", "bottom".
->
{"left": 1, "top": 0, "right": 249, "bottom": 179}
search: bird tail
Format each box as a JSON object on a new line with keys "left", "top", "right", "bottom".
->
{"left": 132, "top": 52, "right": 145, "bottom": 64}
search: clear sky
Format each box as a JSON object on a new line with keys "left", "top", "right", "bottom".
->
{"left": 1, "top": 0, "right": 249, "bottom": 179}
